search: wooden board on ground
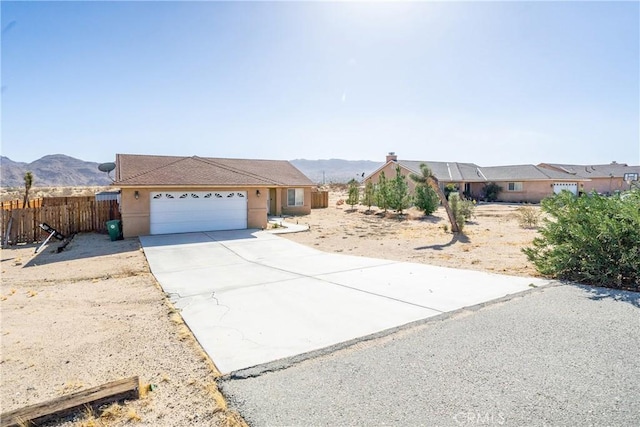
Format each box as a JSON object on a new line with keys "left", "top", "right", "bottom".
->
{"left": 0, "top": 376, "right": 140, "bottom": 427}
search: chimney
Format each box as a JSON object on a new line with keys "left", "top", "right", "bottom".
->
{"left": 386, "top": 152, "right": 398, "bottom": 163}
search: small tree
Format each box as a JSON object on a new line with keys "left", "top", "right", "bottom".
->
{"left": 482, "top": 182, "right": 502, "bottom": 202}
{"left": 388, "top": 166, "right": 412, "bottom": 214}
{"left": 374, "top": 171, "right": 390, "bottom": 213}
{"left": 23, "top": 171, "right": 34, "bottom": 208}
{"left": 414, "top": 184, "right": 439, "bottom": 216}
{"left": 361, "top": 181, "right": 375, "bottom": 212}
{"left": 347, "top": 179, "right": 360, "bottom": 210}
{"left": 409, "top": 163, "right": 459, "bottom": 232}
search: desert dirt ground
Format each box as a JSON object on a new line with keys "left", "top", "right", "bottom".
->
{"left": 282, "top": 190, "right": 542, "bottom": 278}
{"left": 0, "top": 234, "right": 245, "bottom": 427}
{"left": 1, "top": 190, "right": 542, "bottom": 426}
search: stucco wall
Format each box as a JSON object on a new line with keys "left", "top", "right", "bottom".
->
{"left": 469, "top": 181, "right": 567, "bottom": 203}
{"left": 366, "top": 163, "right": 419, "bottom": 194}
{"left": 120, "top": 186, "right": 270, "bottom": 238}
{"left": 582, "top": 178, "right": 625, "bottom": 195}
{"left": 280, "top": 187, "right": 312, "bottom": 216}
{"left": 120, "top": 188, "right": 151, "bottom": 238}
{"left": 247, "top": 187, "right": 268, "bottom": 230}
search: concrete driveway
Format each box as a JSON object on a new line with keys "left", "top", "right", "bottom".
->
{"left": 140, "top": 230, "right": 550, "bottom": 374}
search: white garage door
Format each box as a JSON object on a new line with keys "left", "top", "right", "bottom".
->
{"left": 150, "top": 191, "right": 247, "bottom": 235}
{"left": 553, "top": 183, "right": 578, "bottom": 195}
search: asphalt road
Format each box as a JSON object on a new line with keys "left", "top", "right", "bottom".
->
{"left": 220, "top": 284, "right": 640, "bottom": 427}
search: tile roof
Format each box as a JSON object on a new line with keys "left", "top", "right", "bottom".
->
{"left": 115, "top": 154, "right": 314, "bottom": 187}
{"left": 481, "top": 164, "right": 582, "bottom": 181}
{"left": 392, "top": 160, "right": 592, "bottom": 182}
{"left": 398, "top": 160, "right": 483, "bottom": 182}
{"left": 538, "top": 163, "right": 640, "bottom": 179}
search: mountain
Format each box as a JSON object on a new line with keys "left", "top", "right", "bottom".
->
{"left": 290, "top": 159, "right": 383, "bottom": 184}
{"left": 0, "top": 154, "right": 113, "bottom": 187}
{"left": 0, "top": 154, "right": 382, "bottom": 187}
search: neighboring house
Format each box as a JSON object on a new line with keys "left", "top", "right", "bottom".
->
{"left": 469, "top": 164, "right": 586, "bottom": 203}
{"left": 113, "top": 154, "right": 314, "bottom": 237}
{"left": 364, "top": 153, "right": 639, "bottom": 203}
{"left": 365, "top": 152, "right": 484, "bottom": 195}
{"left": 538, "top": 162, "right": 640, "bottom": 195}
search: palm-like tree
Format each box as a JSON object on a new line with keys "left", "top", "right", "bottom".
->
{"left": 23, "top": 171, "right": 34, "bottom": 209}
{"left": 409, "top": 163, "right": 460, "bottom": 233}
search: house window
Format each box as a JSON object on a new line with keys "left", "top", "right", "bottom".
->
{"left": 287, "top": 188, "right": 304, "bottom": 206}
{"left": 507, "top": 182, "right": 523, "bottom": 191}
{"left": 624, "top": 173, "right": 638, "bottom": 182}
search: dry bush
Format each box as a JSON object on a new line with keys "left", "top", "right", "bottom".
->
{"left": 516, "top": 206, "right": 541, "bottom": 228}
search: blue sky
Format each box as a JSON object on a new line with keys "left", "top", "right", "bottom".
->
{"left": 1, "top": 1, "right": 638, "bottom": 166}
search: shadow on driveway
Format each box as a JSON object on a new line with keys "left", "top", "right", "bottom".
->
{"left": 576, "top": 283, "right": 640, "bottom": 308}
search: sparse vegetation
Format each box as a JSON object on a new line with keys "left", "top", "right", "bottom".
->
{"left": 388, "top": 166, "right": 411, "bottom": 215}
{"left": 347, "top": 179, "right": 360, "bottom": 210}
{"left": 374, "top": 171, "right": 390, "bottom": 213}
{"left": 516, "top": 206, "right": 541, "bottom": 228}
{"left": 523, "top": 190, "right": 640, "bottom": 290}
{"left": 447, "top": 194, "right": 477, "bottom": 232}
{"left": 449, "top": 194, "right": 466, "bottom": 232}
{"left": 482, "top": 182, "right": 502, "bottom": 202}
{"left": 361, "top": 181, "right": 375, "bottom": 212}
{"left": 126, "top": 407, "right": 141, "bottom": 422}
{"left": 409, "top": 163, "right": 459, "bottom": 233}
{"left": 413, "top": 183, "right": 439, "bottom": 216}
{"left": 444, "top": 183, "right": 458, "bottom": 200}
{"left": 458, "top": 198, "right": 476, "bottom": 221}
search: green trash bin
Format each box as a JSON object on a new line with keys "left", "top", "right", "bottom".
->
{"left": 106, "top": 220, "right": 122, "bottom": 241}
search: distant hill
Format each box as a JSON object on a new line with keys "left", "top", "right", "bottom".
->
{"left": 0, "top": 154, "right": 382, "bottom": 187}
{"left": 290, "top": 159, "right": 383, "bottom": 184}
{"left": 0, "top": 154, "right": 113, "bottom": 187}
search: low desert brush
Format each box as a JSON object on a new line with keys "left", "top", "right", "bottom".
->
{"left": 126, "top": 407, "right": 141, "bottom": 422}
{"left": 516, "top": 206, "right": 541, "bottom": 228}
{"left": 99, "top": 403, "right": 124, "bottom": 421}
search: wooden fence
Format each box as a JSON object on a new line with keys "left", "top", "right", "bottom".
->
{"left": 0, "top": 198, "right": 43, "bottom": 210}
{"left": 1, "top": 200, "right": 121, "bottom": 245}
{"left": 311, "top": 191, "right": 329, "bottom": 209}
{"left": 42, "top": 196, "right": 95, "bottom": 206}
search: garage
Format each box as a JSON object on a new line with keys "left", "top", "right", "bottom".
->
{"left": 150, "top": 191, "right": 247, "bottom": 235}
{"left": 553, "top": 183, "right": 578, "bottom": 195}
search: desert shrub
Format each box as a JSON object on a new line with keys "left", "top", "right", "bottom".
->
{"left": 523, "top": 190, "right": 640, "bottom": 290}
{"left": 448, "top": 194, "right": 466, "bottom": 232}
{"left": 482, "top": 182, "right": 502, "bottom": 202}
{"left": 516, "top": 206, "right": 541, "bottom": 228}
{"left": 414, "top": 184, "right": 439, "bottom": 216}
{"left": 448, "top": 193, "right": 476, "bottom": 232}
{"left": 347, "top": 179, "right": 359, "bottom": 209}
{"left": 444, "top": 183, "right": 458, "bottom": 200}
{"left": 459, "top": 198, "right": 476, "bottom": 221}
